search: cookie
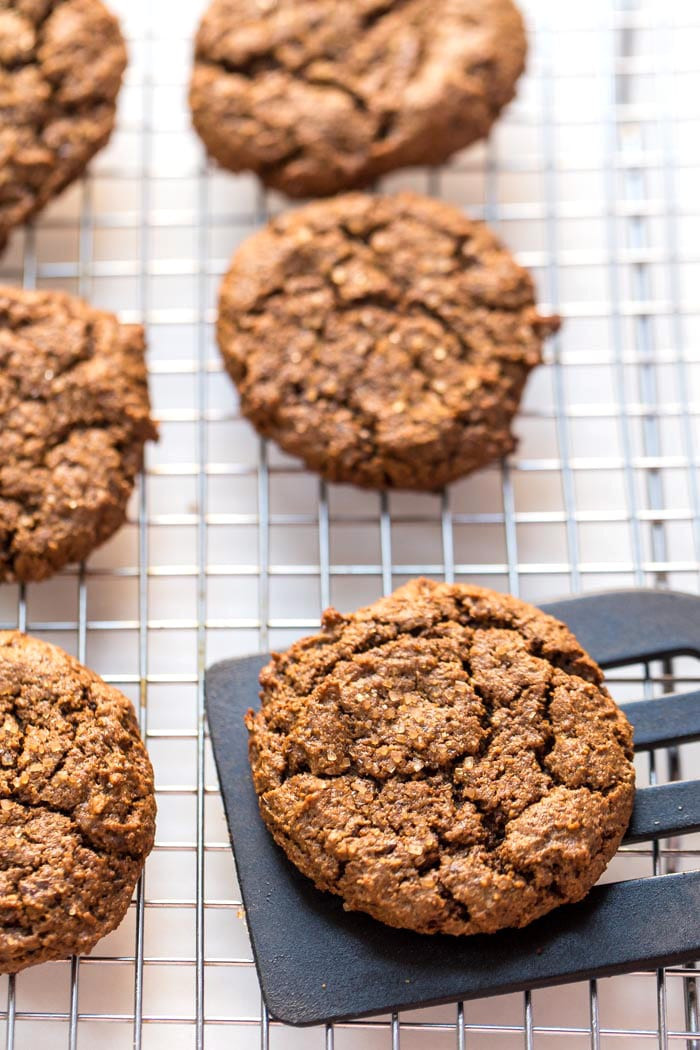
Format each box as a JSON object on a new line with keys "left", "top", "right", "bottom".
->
{"left": 0, "top": 631, "right": 156, "bottom": 972}
{"left": 246, "top": 578, "right": 635, "bottom": 937}
{"left": 0, "top": 0, "right": 126, "bottom": 253}
{"left": 0, "top": 286, "right": 157, "bottom": 582}
{"left": 189, "top": 0, "right": 526, "bottom": 198}
{"left": 218, "top": 191, "right": 559, "bottom": 490}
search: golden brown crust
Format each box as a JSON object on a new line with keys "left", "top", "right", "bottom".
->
{"left": 0, "top": 631, "right": 156, "bottom": 972}
{"left": 0, "top": 285, "right": 157, "bottom": 582}
{"left": 247, "top": 579, "right": 635, "bottom": 936}
{"left": 190, "top": 0, "right": 527, "bottom": 197}
{"left": 218, "top": 192, "right": 559, "bottom": 490}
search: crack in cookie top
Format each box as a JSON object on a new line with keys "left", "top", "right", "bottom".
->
{"left": 0, "top": 0, "right": 126, "bottom": 251}
{"left": 190, "top": 0, "right": 526, "bottom": 197}
{"left": 0, "top": 632, "right": 156, "bottom": 972}
{"left": 0, "top": 286, "right": 157, "bottom": 582}
{"left": 246, "top": 579, "right": 635, "bottom": 936}
{"left": 218, "top": 192, "right": 560, "bottom": 491}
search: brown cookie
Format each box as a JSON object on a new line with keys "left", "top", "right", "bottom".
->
{"left": 0, "top": 631, "right": 156, "bottom": 972}
{"left": 189, "top": 0, "right": 526, "bottom": 197}
{"left": 246, "top": 578, "right": 635, "bottom": 937}
{"left": 0, "top": 285, "right": 157, "bottom": 582}
{"left": 0, "top": 0, "right": 126, "bottom": 253}
{"left": 218, "top": 191, "right": 559, "bottom": 490}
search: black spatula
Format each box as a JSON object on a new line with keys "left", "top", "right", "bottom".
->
{"left": 205, "top": 589, "right": 700, "bottom": 1027}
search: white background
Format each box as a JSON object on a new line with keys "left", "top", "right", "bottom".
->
{"left": 0, "top": 0, "right": 699, "bottom": 1046}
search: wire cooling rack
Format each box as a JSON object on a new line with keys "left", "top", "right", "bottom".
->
{"left": 0, "top": 0, "right": 699, "bottom": 1046}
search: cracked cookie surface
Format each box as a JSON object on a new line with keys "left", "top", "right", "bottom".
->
{"left": 218, "top": 191, "right": 559, "bottom": 490}
{"left": 190, "top": 0, "right": 526, "bottom": 197}
{"left": 0, "top": 631, "right": 155, "bottom": 972}
{"left": 246, "top": 578, "right": 635, "bottom": 936}
{"left": 0, "top": 285, "right": 157, "bottom": 582}
{"left": 0, "top": 0, "right": 126, "bottom": 253}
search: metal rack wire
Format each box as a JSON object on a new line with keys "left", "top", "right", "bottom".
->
{"left": 0, "top": 0, "right": 699, "bottom": 1046}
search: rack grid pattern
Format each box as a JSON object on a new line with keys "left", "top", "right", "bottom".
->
{"left": 0, "top": 0, "right": 699, "bottom": 1046}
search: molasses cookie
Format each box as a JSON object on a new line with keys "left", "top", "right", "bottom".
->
{"left": 0, "top": 631, "right": 156, "bottom": 972}
{"left": 0, "top": 286, "right": 157, "bottom": 582}
{"left": 0, "top": 0, "right": 126, "bottom": 252}
{"left": 246, "top": 578, "right": 635, "bottom": 936}
{"left": 218, "top": 191, "right": 559, "bottom": 490}
{"left": 190, "top": 0, "right": 526, "bottom": 197}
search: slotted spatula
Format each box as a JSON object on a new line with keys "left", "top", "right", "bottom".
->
{"left": 205, "top": 589, "right": 700, "bottom": 1027}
